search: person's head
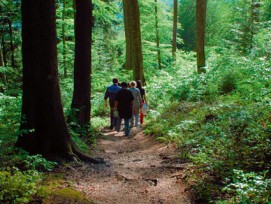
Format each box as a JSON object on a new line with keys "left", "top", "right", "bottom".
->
{"left": 112, "top": 78, "right": 118, "bottom": 84}
{"left": 136, "top": 80, "right": 142, "bottom": 89}
{"left": 128, "top": 82, "right": 131, "bottom": 88}
{"left": 121, "top": 82, "right": 128, "bottom": 89}
{"left": 130, "top": 81, "right": 137, "bottom": 87}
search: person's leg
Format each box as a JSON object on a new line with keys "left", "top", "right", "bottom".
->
{"left": 124, "top": 119, "right": 130, "bottom": 136}
{"left": 135, "top": 114, "right": 139, "bottom": 127}
{"left": 109, "top": 106, "right": 115, "bottom": 129}
{"left": 130, "top": 111, "right": 134, "bottom": 127}
{"left": 140, "top": 112, "right": 144, "bottom": 124}
{"left": 115, "top": 117, "right": 122, "bottom": 132}
{"left": 134, "top": 106, "right": 140, "bottom": 127}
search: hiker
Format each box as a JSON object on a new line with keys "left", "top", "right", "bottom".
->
{"left": 129, "top": 81, "right": 142, "bottom": 127}
{"left": 104, "top": 78, "right": 122, "bottom": 129}
{"left": 114, "top": 82, "right": 134, "bottom": 137}
{"left": 136, "top": 80, "right": 147, "bottom": 124}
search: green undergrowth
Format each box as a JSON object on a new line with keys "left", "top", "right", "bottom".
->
{"left": 145, "top": 50, "right": 271, "bottom": 203}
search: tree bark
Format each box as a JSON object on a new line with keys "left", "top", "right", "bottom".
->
{"left": 123, "top": 0, "right": 145, "bottom": 83}
{"left": 172, "top": 0, "right": 177, "bottom": 60}
{"left": 123, "top": 0, "right": 132, "bottom": 70}
{"left": 1, "top": 35, "right": 7, "bottom": 67}
{"left": 62, "top": 0, "right": 67, "bottom": 78}
{"left": 71, "top": 0, "right": 92, "bottom": 127}
{"left": 8, "top": 17, "right": 15, "bottom": 67}
{"left": 0, "top": 44, "right": 6, "bottom": 93}
{"left": 16, "top": 0, "right": 102, "bottom": 163}
{"left": 249, "top": 0, "right": 260, "bottom": 51}
{"left": 154, "top": 0, "right": 161, "bottom": 70}
{"left": 196, "top": 0, "right": 206, "bottom": 73}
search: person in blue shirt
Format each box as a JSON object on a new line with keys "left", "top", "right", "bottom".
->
{"left": 104, "top": 78, "right": 122, "bottom": 129}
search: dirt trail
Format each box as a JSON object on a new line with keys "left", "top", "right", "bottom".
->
{"left": 59, "top": 127, "right": 192, "bottom": 204}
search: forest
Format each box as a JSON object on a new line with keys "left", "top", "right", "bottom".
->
{"left": 0, "top": 0, "right": 271, "bottom": 203}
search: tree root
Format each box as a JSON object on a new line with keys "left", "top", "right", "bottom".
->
{"left": 71, "top": 142, "right": 105, "bottom": 164}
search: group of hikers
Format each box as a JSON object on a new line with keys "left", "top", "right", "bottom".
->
{"left": 104, "top": 78, "right": 147, "bottom": 137}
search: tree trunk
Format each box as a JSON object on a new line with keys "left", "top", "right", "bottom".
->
{"left": 172, "top": 0, "right": 177, "bottom": 60}
{"left": 0, "top": 45, "right": 6, "bottom": 93}
{"left": 62, "top": 0, "right": 67, "bottom": 78}
{"left": 1, "top": 36, "right": 7, "bottom": 67}
{"left": 154, "top": 0, "right": 161, "bottom": 70}
{"left": 249, "top": 0, "right": 260, "bottom": 51}
{"left": 16, "top": 0, "right": 102, "bottom": 163}
{"left": 123, "top": 0, "right": 145, "bottom": 83}
{"left": 8, "top": 18, "right": 15, "bottom": 67}
{"left": 71, "top": 0, "right": 92, "bottom": 126}
{"left": 196, "top": 0, "right": 206, "bottom": 73}
{"left": 123, "top": 0, "right": 132, "bottom": 70}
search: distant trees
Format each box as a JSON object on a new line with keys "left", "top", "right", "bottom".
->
{"left": 178, "top": 0, "right": 196, "bottom": 51}
{"left": 0, "top": 0, "right": 21, "bottom": 68}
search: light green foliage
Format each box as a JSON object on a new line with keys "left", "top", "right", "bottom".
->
{"left": 252, "top": 22, "right": 271, "bottom": 61}
{"left": 145, "top": 47, "right": 271, "bottom": 202}
{"left": 221, "top": 170, "right": 271, "bottom": 204}
{"left": 92, "top": 0, "right": 122, "bottom": 71}
{"left": 139, "top": 0, "right": 174, "bottom": 69}
{"left": 0, "top": 167, "right": 42, "bottom": 203}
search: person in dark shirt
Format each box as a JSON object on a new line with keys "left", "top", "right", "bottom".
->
{"left": 114, "top": 82, "right": 134, "bottom": 137}
{"left": 104, "top": 78, "right": 122, "bottom": 129}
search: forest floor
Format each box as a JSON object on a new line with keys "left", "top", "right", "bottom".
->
{"left": 45, "top": 126, "right": 192, "bottom": 204}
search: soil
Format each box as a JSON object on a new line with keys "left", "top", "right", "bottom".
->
{"left": 50, "top": 127, "right": 192, "bottom": 204}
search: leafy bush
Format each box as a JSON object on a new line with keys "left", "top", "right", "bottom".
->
{"left": 0, "top": 167, "right": 42, "bottom": 203}
{"left": 221, "top": 170, "right": 271, "bottom": 204}
{"left": 219, "top": 71, "right": 238, "bottom": 94}
{"left": 145, "top": 49, "right": 271, "bottom": 202}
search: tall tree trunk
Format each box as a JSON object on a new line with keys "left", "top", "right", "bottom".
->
{"left": 71, "top": 0, "right": 92, "bottom": 126}
{"left": 16, "top": 0, "right": 101, "bottom": 163}
{"left": 1, "top": 35, "right": 7, "bottom": 67}
{"left": 123, "top": 0, "right": 132, "bottom": 70}
{"left": 196, "top": 0, "right": 206, "bottom": 73}
{"left": 0, "top": 45, "right": 6, "bottom": 93}
{"left": 8, "top": 18, "right": 15, "bottom": 67}
{"left": 172, "top": 0, "right": 177, "bottom": 60}
{"left": 249, "top": 0, "right": 260, "bottom": 51}
{"left": 154, "top": 0, "right": 161, "bottom": 70}
{"left": 62, "top": 0, "right": 67, "bottom": 78}
{"left": 123, "top": 0, "right": 145, "bottom": 83}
